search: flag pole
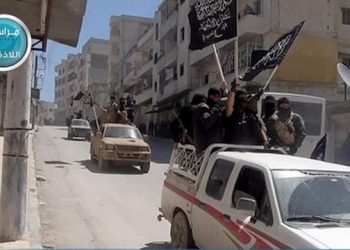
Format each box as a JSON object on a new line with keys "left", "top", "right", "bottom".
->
{"left": 212, "top": 44, "right": 227, "bottom": 89}
{"left": 263, "top": 65, "right": 279, "bottom": 91}
{"left": 235, "top": 0, "right": 239, "bottom": 85}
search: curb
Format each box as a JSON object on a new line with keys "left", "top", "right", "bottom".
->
{"left": 25, "top": 131, "right": 42, "bottom": 248}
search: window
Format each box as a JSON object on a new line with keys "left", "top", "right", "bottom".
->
{"left": 342, "top": 8, "right": 350, "bottom": 25}
{"left": 173, "top": 66, "right": 177, "bottom": 80}
{"left": 206, "top": 159, "right": 235, "bottom": 200}
{"left": 232, "top": 166, "right": 273, "bottom": 225}
{"left": 181, "top": 27, "right": 185, "bottom": 41}
{"left": 180, "top": 63, "right": 184, "bottom": 76}
{"left": 154, "top": 82, "right": 158, "bottom": 92}
{"left": 204, "top": 74, "right": 209, "bottom": 85}
{"left": 155, "top": 23, "right": 159, "bottom": 40}
{"left": 273, "top": 170, "right": 350, "bottom": 221}
{"left": 104, "top": 127, "right": 142, "bottom": 139}
{"left": 154, "top": 52, "right": 158, "bottom": 64}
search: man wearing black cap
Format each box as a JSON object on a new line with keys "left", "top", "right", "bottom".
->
{"left": 266, "top": 97, "right": 306, "bottom": 155}
{"left": 192, "top": 88, "right": 224, "bottom": 152}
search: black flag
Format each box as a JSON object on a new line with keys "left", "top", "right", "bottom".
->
{"left": 311, "top": 135, "right": 327, "bottom": 161}
{"left": 240, "top": 21, "right": 305, "bottom": 82}
{"left": 188, "top": 0, "right": 237, "bottom": 50}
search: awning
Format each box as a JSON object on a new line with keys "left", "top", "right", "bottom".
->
{"left": 0, "top": 0, "right": 87, "bottom": 49}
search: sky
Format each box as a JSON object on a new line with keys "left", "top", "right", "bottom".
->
{"left": 41, "top": 0, "right": 162, "bottom": 102}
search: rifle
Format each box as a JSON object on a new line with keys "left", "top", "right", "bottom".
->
{"left": 172, "top": 109, "right": 194, "bottom": 145}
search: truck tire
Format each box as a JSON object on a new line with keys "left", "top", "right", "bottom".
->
{"left": 98, "top": 155, "right": 108, "bottom": 172}
{"left": 141, "top": 162, "right": 150, "bottom": 173}
{"left": 171, "top": 211, "right": 196, "bottom": 249}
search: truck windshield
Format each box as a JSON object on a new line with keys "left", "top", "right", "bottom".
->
{"left": 71, "top": 120, "right": 89, "bottom": 126}
{"left": 104, "top": 127, "right": 142, "bottom": 139}
{"left": 273, "top": 170, "right": 350, "bottom": 222}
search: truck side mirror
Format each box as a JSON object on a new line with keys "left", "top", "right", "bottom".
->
{"left": 237, "top": 198, "right": 257, "bottom": 218}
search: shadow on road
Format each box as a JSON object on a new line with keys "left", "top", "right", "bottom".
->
{"left": 61, "top": 137, "right": 87, "bottom": 142}
{"left": 141, "top": 241, "right": 172, "bottom": 249}
{"left": 77, "top": 160, "right": 144, "bottom": 175}
{"left": 44, "top": 161, "right": 71, "bottom": 165}
{"left": 149, "top": 139, "right": 173, "bottom": 164}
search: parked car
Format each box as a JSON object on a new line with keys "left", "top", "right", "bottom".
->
{"left": 159, "top": 143, "right": 350, "bottom": 248}
{"left": 90, "top": 123, "right": 151, "bottom": 173}
{"left": 67, "top": 119, "right": 91, "bottom": 140}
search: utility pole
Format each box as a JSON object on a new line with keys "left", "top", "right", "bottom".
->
{"left": 32, "top": 55, "right": 39, "bottom": 129}
{"left": 0, "top": 55, "right": 32, "bottom": 241}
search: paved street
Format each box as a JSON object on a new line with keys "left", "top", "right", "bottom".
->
{"left": 34, "top": 126, "right": 172, "bottom": 248}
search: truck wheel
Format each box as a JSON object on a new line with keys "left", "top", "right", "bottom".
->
{"left": 171, "top": 211, "right": 195, "bottom": 249}
{"left": 98, "top": 155, "right": 108, "bottom": 172}
{"left": 141, "top": 162, "right": 150, "bottom": 173}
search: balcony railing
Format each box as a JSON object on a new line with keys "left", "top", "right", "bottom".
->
{"left": 135, "top": 88, "right": 152, "bottom": 105}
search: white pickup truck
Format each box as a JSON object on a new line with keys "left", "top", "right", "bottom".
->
{"left": 159, "top": 144, "right": 350, "bottom": 248}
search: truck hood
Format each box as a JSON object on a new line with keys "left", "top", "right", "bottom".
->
{"left": 71, "top": 125, "right": 90, "bottom": 130}
{"left": 102, "top": 138, "right": 148, "bottom": 147}
{"left": 299, "top": 226, "right": 350, "bottom": 248}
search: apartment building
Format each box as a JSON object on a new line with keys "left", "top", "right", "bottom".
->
{"left": 123, "top": 26, "right": 154, "bottom": 126}
{"left": 81, "top": 37, "right": 109, "bottom": 119}
{"left": 54, "top": 38, "right": 109, "bottom": 124}
{"left": 54, "top": 54, "right": 84, "bottom": 125}
{"left": 108, "top": 15, "right": 154, "bottom": 97}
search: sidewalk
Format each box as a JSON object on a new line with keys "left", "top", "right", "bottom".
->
{"left": 0, "top": 133, "right": 41, "bottom": 248}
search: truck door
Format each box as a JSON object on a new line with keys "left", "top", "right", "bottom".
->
{"left": 219, "top": 165, "right": 278, "bottom": 248}
{"left": 192, "top": 157, "right": 236, "bottom": 248}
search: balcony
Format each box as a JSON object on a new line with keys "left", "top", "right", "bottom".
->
{"left": 135, "top": 88, "right": 152, "bottom": 105}
{"left": 137, "top": 60, "right": 153, "bottom": 78}
{"left": 123, "top": 69, "right": 138, "bottom": 87}
{"left": 158, "top": 79, "right": 177, "bottom": 101}
{"left": 160, "top": 9, "right": 178, "bottom": 39}
{"left": 157, "top": 48, "right": 178, "bottom": 72}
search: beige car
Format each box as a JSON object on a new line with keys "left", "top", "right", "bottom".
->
{"left": 90, "top": 123, "right": 151, "bottom": 173}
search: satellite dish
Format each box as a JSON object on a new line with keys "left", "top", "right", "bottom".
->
{"left": 337, "top": 63, "right": 350, "bottom": 88}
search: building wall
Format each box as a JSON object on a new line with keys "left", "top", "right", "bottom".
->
{"left": 108, "top": 16, "right": 154, "bottom": 96}
{"left": 37, "top": 101, "right": 56, "bottom": 126}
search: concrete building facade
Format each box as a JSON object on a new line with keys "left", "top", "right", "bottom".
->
{"left": 54, "top": 38, "right": 109, "bottom": 124}
{"left": 37, "top": 101, "right": 56, "bottom": 126}
{"left": 108, "top": 15, "right": 154, "bottom": 98}
{"left": 54, "top": 54, "right": 83, "bottom": 125}
{"left": 123, "top": 26, "right": 154, "bottom": 128}
{"left": 81, "top": 38, "right": 109, "bottom": 119}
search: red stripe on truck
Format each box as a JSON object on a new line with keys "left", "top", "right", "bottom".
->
{"left": 164, "top": 180, "right": 290, "bottom": 249}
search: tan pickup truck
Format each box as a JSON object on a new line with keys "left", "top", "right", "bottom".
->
{"left": 90, "top": 123, "right": 151, "bottom": 173}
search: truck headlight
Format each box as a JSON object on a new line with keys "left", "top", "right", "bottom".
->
{"left": 106, "top": 145, "right": 114, "bottom": 150}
